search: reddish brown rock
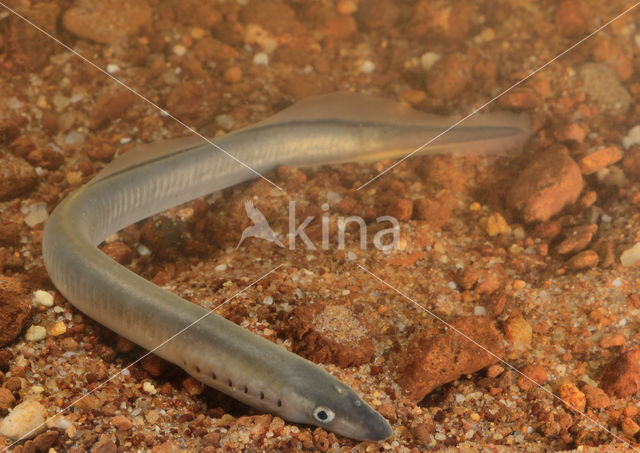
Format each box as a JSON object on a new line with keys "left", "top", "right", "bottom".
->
{"left": 33, "top": 430, "right": 58, "bottom": 451}
{"left": 356, "top": 0, "right": 399, "bottom": 30}
{"left": 558, "top": 382, "right": 586, "bottom": 412}
{"left": 578, "top": 146, "right": 622, "bottom": 175}
{"left": 387, "top": 198, "right": 413, "bottom": 222}
{"left": 140, "top": 354, "right": 168, "bottom": 377}
{"left": 426, "top": 54, "right": 472, "bottom": 101}
{"left": 0, "top": 223, "right": 21, "bottom": 247}
{"left": 498, "top": 88, "right": 540, "bottom": 110}
{"left": 582, "top": 384, "right": 610, "bottom": 409}
{"left": 556, "top": 224, "right": 597, "bottom": 255}
{"left": 5, "top": 3, "right": 60, "bottom": 71}
{"left": 0, "top": 153, "right": 38, "bottom": 201}
{"left": 567, "top": 249, "right": 599, "bottom": 270}
{"left": 517, "top": 364, "right": 548, "bottom": 391}
{"left": 555, "top": 0, "right": 589, "bottom": 38}
{"left": 63, "top": 0, "right": 152, "bottom": 44}
{"left": 0, "top": 387, "right": 16, "bottom": 414}
{"left": 408, "top": 0, "right": 475, "bottom": 41}
{"left": 507, "top": 145, "right": 583, "bottom": 223}
{"left": 26, "top": 147, "right": 64, "bottom": 170}
{"left": 0, "top": 276, "right": 32, "bottom": 347}
{"left": 601, "top": 347, "right": 640, "bottom": 397}
{"left": 289, "top": 304, "right": 374, "bottom": 368}
{"left": 600, "top": 333, "right": 626, "bottom": 349}
{"left": 592, "top": 39, "right": 633, "bottom": 81}
{"left": 397, "top": 316, "right": 504, "bottom": 402}
{"left": 554, "top": 123, "right": 586, "bottom": 144}
{"left": 166, "top": 80, "right": 220, "bottom": 127}
{"left": 92, "top": 88, "right": 136, "bottom": 129}
{"left": 622, "top": 146, "right": 640, "bottom": 179}
{"left": 412, "top": 198, "right": 451, "bottom": 229}
{"left": 100, "top": 241, "right": 134, "bottom": 265}
{"left": 90, "top": 438, "right": 117, "bottom": 453}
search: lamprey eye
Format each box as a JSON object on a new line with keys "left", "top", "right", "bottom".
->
{"left": 312, "top": 406, "right": 335, "bottom": 423}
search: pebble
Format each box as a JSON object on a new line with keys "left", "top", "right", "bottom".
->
{"left": 556, "top": 224, "right": 597, "bottom": 255}
{"left": 63, "top": 0, "right": 152, "bottom": 44}
{"left": 223, "top": 66, "right": 243, "bottom": 84}
{"left": 582, "top": 384, "right": 610, "bottom": 409}
{"left": 567, "top": 249, "right": 599, "bottom": 270}
{"left": 253, "top": 52, "right": 269, "bottom": 65}
{"left": 485, "top": 212, "right": 511, "bottom": 236}
{"left": 244, "top": 24, "right": 278, "bottom": 53}
{"left": 579, "top": 63, "right": 631, "bottom": 113}
{"left": 601, "top": 347, "right": 640, "bottom": 397}
{"left": 0, "top": 277, "right": 32, "bottom": 347}
{"left": 172, "top": 44, "right": 187, "bottom": 57}
{"left": 498, "top": 88, "right": 540, "bottom": 110}
{"left": 31, "top": 290, "right": 54, "bottom": 308}
{"left": 504, "top": 315, "right": 532, "bottom": 349}
{"left": 516, "top": 364, "right": 547, "bottom": 391}
{"left": 100, "top": 242, "right": 134, "bottom": 265}
{"left": 620, "top": 242, "right": 640, "bottom": 267}
{"left": 24, "top": 202, "right": 48, "bottom": 227}
{"left": 623, "top": 125, "right": 640, "bottom": 149}
{"left": 142, "top": 382, "right": 157, "bottom": 395}
{"left": 105, "top": 64, "right": 119, "bottom": 74}
{"left": 420, "top": 52, "right": 440, "bottom": 71}
{"left": 398, "top": 317, "right": 503, "bottom": 402}
{"left": 111, "top": 415, "right": 132, "bottom": 431}
{"left": 359, "top": 60, "right": 375, "bottom": 74}
{"left": 621, "top": 417, "right": 640, "bottom": 436}
{"left": 507, "top": 145, "right": 583, "bottom": 223}
{"left": 0, "top": 400, "right": 47, "bottom": 440}
{"left": 387, "top": 198, "right": 413, "bottom": 222}
{"left": 578, "top": 146, "right": 622, "bottom": 175}
{"left": 0, "top": 388, "right": 16, "bottom": 414}
{"left": 0, "top": 153, "right": 38, "bottom": 201}
{"left": 558, "top": 382, "right": 586, "bottom": 412}
{"left": 49, "top": 321, "right": 67, "bottom": 337}
{"left": 25, "top": 325, "right": 46, "bottom": 342}
{"left": 555, "top": 0, "right": 589, "bottom": 38}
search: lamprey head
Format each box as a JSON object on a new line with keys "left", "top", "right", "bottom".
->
{"left": 282, "top": 369, "right": 392, "bottom": 441}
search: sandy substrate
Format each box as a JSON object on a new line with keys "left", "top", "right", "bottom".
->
{"left": 2, "top": 0, "right": 640, "bottom": 451}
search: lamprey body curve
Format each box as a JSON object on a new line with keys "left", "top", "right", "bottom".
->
{"left": 42, "top": 93, "right": 530, "bottom": 441}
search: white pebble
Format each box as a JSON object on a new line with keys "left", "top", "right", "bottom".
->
{"left": 263, "top": 296, "right": 273, "bottom": 306}
{"left": 623, "top": 125, "right": 640, "bottom": 149}
{"left": 359, "top": 60, "right": 375, "bottom": 74}
{"left": 0, "top": 400, "right": 47, "bottom": 440}
{"left": 347, "top": 251, "right": 357, "bottom": 261}
{"left": 32, "top": 290, "right": 54, "bottom": 308}
{"left": 253, "top": 52, "right": 269, "bottom": 66}
{"left": 25, "top": 325, "right": 47, "bottom": 342}
{"left": 24, "top": 202, "right": 48, "bottom": 227}
{"left": 474, "top": 305, "right": 487, "bottom": 316}
{"left": 137, "top": 244, "right": 151, "bottom": 256}
{"left": 172, "top": 44, "right": 187, "bottom": 56}
{"left": 215, "top": 114, "right": 235, "bottom": 130}
{"left": 420, "top": 52, "right": 440, "bottom": 71}
{"left": 620, "top": 242, "right": 640, "bottom": 267}
{"left": 106, "top": 64, "right": 120, "bottom": 74}
{"left": 142, "top": 382, "right": 157, "bottom": 395}
{"left": 214, "top": 263, "right": 227, "bottom": 272}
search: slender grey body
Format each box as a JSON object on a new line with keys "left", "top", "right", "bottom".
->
{"left": 42, "top": 94, "right": 530, "bottom": 441}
